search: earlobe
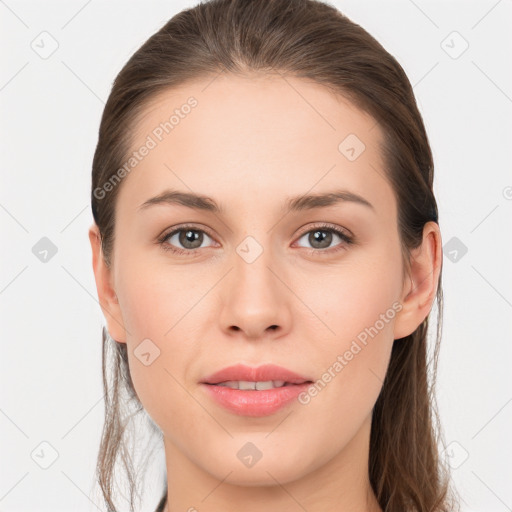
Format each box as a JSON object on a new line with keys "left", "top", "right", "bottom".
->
{"left": 393, "top": 222, "right": 442, "bottom": 340}
{"left": 88, "top": 223, "right": 127, "bottom": 343}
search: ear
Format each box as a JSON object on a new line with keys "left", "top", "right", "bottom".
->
{"left": 393, "top": 221, "right": 443, "bottom": 340}
{"left": 88, "top": 223, "right": 127, "bottom": 343}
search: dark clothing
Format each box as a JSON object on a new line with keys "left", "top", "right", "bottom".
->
{"left": 155, "top": 492, "right": 167, "bottom": 512}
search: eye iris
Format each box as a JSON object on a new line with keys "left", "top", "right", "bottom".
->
{"left": 170, "top": 228, "right": 340, "bottom": 252}
{"left": 310, "top": 230, "right": 332, "bottom": 249}
{"left": 179, "top": 229, "right": 203, "bottom": 249}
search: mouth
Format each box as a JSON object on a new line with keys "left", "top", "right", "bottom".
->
{"left": 201, "top": 363, "right": 313, "bottom": 386}
{"left": 207, "top": 380, "right": 311, "bottom": 390}
{"left": 201, "top": 381, "right": 314, "bottom": 417}
{"left": 200, "top": 364, "right": 314, "bottom": 416}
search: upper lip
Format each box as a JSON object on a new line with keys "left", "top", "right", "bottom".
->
{"left": 201, "top": 364, "right": 313, "bottom": 385}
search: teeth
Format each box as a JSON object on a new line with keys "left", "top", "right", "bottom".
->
{"left": 216, "top": 380, "right": 287, "bottom": 390}
{"left": 239, "top": 380, "right": 256, "bottom": 390}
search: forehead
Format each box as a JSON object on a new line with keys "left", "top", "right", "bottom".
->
{"left": 118, "top": 73, "right": 394, "bottom": 220}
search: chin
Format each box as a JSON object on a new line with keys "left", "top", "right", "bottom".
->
{"left": 200, "top": 445, "right": 312, "bottom": 487}
{"left": 215, "top": 466, "right": 305, "bottom": 487}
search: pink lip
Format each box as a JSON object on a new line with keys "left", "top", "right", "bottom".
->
{"left": 200, "top": 364, "right": 314, "bottom": 417}
{"left": 201, "top": 363, "right": 312, "bottom": 385}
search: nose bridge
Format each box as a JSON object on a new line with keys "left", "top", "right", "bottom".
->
{"left": 233, "top": 233, "right": 278, "bottom": 300}
{"left": 219, "top": 233, "right": 290, "bottom": 337}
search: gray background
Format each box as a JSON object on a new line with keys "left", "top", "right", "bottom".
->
{"left": 1, "top": 0, "right": 511, "bottom": 510}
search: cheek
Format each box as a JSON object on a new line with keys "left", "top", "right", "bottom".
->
{"left": 290, "top": 308, "right": 396, "bottom": 469}
{"left": 113, "top": 261, "right": 208, "bottom": 426}
{"left": 297, "top": 241, "right": 403, "bottom": 345}
{"left": 294, "top": 243, "right": 402, "bottom": 426}
{"left": 116, "top": 250, "right": 214, "bottom": 338}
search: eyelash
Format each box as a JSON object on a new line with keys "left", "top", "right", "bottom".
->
{"left": 157, "top": 222, "right": 354, "bottom": 256}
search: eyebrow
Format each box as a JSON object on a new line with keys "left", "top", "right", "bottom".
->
{"left": 137, "top": 188, "right": 375, "bottom": 214}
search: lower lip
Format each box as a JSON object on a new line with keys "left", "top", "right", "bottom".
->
{"left": 201, "top": 383, "right": 312, "bottom": 417}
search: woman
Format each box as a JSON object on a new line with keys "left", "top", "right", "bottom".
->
{"left": 88, "top": 0, "right": 459, "bottom": 510}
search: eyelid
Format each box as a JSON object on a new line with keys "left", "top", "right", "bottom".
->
{"left": 157, "top": 223, "right": 218, "bottom": 251}
{"left": 159, "top": 222, "right": 352, "bottom": 241}
{"left": 294, "top": 221, "right": 353, "bottom": 240}
{"left": 158, "top": 223, "right": 216, "bottom": 241}
{"left": 157, "top": 221, "right": 354, "bottom": 255}
{"left": 291, "top": 222, "right": 354, "bottom": 255}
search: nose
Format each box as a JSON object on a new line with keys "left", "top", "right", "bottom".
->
{"left": 218, "top": 243, "right": 292, "bottom": 341}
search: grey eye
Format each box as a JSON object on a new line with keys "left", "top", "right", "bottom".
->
{"left": 296, "top": 229, "right": 342, "bottom": 250}
{"left": 166, "top": 229, "right": 214, "bottom": 250}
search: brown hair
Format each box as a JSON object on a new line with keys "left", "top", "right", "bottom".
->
{"left": 90, "top": 0, "right": 458, "bottom": 510}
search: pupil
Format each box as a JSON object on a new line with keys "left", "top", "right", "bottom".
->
{"left": 310, "top": 230, "right": 331, "bottom": 249}
{"left": 180, "top": 229, "right": 202, "bottom": 249}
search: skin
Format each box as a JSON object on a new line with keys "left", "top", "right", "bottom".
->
{"left": 89, "top": 73, "right": 442, "bottom": 512}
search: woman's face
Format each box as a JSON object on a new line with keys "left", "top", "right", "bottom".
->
{"left": 90, "top": 73, "right": 434, "bottom": 489}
